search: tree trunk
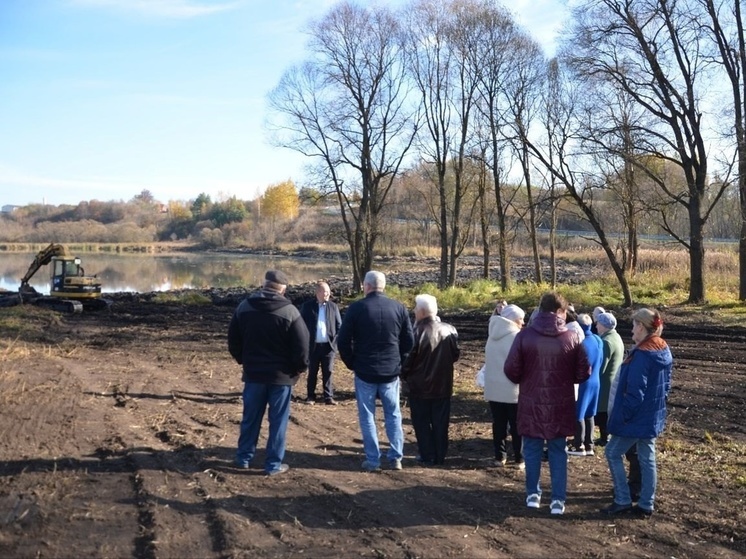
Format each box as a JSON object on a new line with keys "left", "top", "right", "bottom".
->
{"left": 522, "top": 144, "right": 542, "bottom": 284}
{"left": 438, "top": 175, "right": 449, "bottom": 289}
{"left": 688, "top": 197, "right": 707, "bottom": 304}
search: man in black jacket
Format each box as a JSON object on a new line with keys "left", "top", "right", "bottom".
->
{"left": 227, "top": 270, "right": 309, "bottom": 476}
{"left": 337, "top": 271, "right": 414, "bottom": 472}
{"left": 300, "top": 281, "right": 342, "bottom": 405}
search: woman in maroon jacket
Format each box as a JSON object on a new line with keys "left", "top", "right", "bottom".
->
{"left": 504, "top": 292, "right": 591, "bottom": 515}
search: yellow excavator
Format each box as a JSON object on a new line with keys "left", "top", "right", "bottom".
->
{"left": 16, "top": 243, "right": 107, "bottom": 312}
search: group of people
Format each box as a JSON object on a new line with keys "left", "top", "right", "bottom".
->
{"left": 227, "top": 269, "right": 673, "bottom": 518}
{"left": 483, "top": 293, "right": 673, "bottom": 516}
{"left": 227, "top": 269, "right": 456, "bottom": 475}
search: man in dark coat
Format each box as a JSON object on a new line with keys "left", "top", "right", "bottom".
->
{"left": 504, "top": 291, "right": 591, "bottom": 515}
{"left": 337, "top": 271, "right": 414, "bottom": 472}
{"left": 228, "top": 270, "right": 309, "bottom": 476}
{"left": 300, "top": 281, "right": 342, "bottom": 405}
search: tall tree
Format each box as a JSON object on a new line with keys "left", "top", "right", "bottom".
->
{"left": 404, "top": 0, "right": 455, "bottom": 288}
{"left": 500, "top": 33, "right": 546, "bottom": 284}
{"left": 268, "top": 2, "right": 416, "bottom": 290}
{"left": 527, "top": 56, "right": 635, "bottom": 306}
{"left": 702, "top": 0, "right": 746, "bottom": 300}
{"left": 470, "top": 1, "right": 518, "bottom": 290}
{"left": 567, "top": 0, "right": 729, "bottom": 303}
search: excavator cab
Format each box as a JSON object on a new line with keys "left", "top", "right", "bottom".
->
{"left": 50, "top": 256, "right": 102, "bottom": 299}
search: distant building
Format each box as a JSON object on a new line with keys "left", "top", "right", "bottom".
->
{"left": 1, "top": 205, "right": 19, "bottom": 214}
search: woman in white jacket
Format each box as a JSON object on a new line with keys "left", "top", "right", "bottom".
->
{"left": 484, "top": 304, "right": 525, "bottom": 468}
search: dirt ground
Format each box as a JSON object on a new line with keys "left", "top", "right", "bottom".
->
{"left": 0, "top": 291, "right": 744, "bottom": 559}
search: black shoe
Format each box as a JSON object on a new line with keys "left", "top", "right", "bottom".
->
{"left": 600, "top": 502, "right": 633, "bottom": 515}
{"left": 324, "top": 399, "right": 337, "bottom": 406}
{"left": 594, "top": 438, "right": 608, "bottom": 447}
{"left": 632, "top": 505, "right": 653, "bottom": 517}
{"left": 303, "top": 397, "right": 316, "bottom": 405}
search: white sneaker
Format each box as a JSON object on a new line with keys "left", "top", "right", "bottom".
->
{"left": 526, "top": 493, "right": 541, "bottom": 509}
{"left": 567, "top": 446, "right": 587, "bottom": 456}
{"left": 550, "top": 500, "right": 565, "bottom": 515}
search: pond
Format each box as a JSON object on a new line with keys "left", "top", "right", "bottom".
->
{"left": 0, "top": 252, "right": 353, "bottom": 295}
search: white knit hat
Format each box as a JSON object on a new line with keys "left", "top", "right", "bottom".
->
{"left": 500, "top": 304, "right": 526, "bottom": 323}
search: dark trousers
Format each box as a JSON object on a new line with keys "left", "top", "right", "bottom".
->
{"left": 488, "top": 401, "right": 523, "bottom": 463}
{"left": 409, "top": 396, "right": 451, "bottom": 465}
{"left": 306, "top": 343, "right": 335, "bottom": 401}
{"left": 595, "top": 412, "right": 609, "bottom": 443}
{"left": 573, "top": 417, "right": 596, "bottom": 451}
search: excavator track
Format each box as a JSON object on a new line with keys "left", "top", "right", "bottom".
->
{"left": 32, "top": 297, "right": 84, "bottom": 314}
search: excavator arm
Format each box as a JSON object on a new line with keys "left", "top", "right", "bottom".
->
{"left": 20, "top": 243, "right": 68, "bottom": 292}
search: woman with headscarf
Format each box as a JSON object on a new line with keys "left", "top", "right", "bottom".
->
{"left": 483, "top": 304, "right": 526, "bottom": 468}
{"left": 601, "top": 308, "right": 673, "bottom": 517}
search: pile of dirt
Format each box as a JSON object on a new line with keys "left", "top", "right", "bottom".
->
{"left": 0, "top": 294, "right": 744, "bottom": 558}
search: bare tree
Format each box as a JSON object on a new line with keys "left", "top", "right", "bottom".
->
{"left": 500, "top": 34, "right": 547, "bottom": 284}
{"left": 403, "top": 0, "right": 481, "bottom": 287}
{"left": 566, "top": 0, "right": 730, "bottom": 303}
{"left": 701, "top": 0, "right": 746, "bottom": 299}
{"left": 268, "top": 2, "right": 417, "bottom": 290}
{"left": 404, "top": 0, "right": 455, "bottom": 287}
{"left": 471, "top": 0, "right": 518, "bottom": 290}
{"left": 576, "top": 83, "right": 652, "bottom": 275}
{"left": 528, "top": 56, "right": 635, "bottom": 306}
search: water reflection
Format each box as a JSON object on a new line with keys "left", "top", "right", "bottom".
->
{"left": 0, "top": 252, "right": 351, "bottom": 294}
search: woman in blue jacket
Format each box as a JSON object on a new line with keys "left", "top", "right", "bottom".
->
{"left": 601, "top": 308, "right": 673, "bottom": 517}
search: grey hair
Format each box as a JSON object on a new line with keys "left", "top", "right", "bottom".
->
{"left": 364, "top": 270, "right": 386, "bottom": 291}
{"left": 577, "top": 313, "right": 593, "bottom": 327}
{"left": 414, "top": 294, "right": 438, "bottom": 317}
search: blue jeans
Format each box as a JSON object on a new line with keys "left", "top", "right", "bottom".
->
{"left": 236, "top": 382, "right": 292, "bottom": 473}
{"left": 605, "top": 435, "right": 657, "bottom": 511}
{"left": 354, "top": 376, "right": 404, "bottom": 466}
{"left": 523, "top": 437, "right": 568, "bottom": 503}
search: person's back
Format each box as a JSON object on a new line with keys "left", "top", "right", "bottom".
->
{"left": 400, "top": 294, "right": 459, "bottom": 465}
{"left": 337, "top": 271, "right": 414, "bottom": 472}
{"left": 484, "top": 314, "right": 521, "bottom": 403}
{"left": 227, "top": 270, "right": 309, "bottom": 476}
{"left": 337, "top": 290, "right": 413, "bottom": 383}
{"left": 402, "top": 315, "right": 459, "bottom": 399}
{"left": 503, "top": 291, "right": 590, "bottom": 516}
{"left": 229, "top": 289, "right": 309, "bottom": 383}
{"left": 505, "top": 310, "right": 590, "bottom": 439}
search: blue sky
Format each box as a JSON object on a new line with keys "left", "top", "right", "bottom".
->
{"left": 0, "top": 0, "right": 569, "bottom": 207}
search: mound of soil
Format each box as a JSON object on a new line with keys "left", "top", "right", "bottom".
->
{"left": 0, "top": 291, "right": 744, "bottom": 558}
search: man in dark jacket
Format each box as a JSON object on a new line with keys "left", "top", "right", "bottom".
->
{"left": 400, "top": 294, "right": 459, "bottom": 466}
{"left": 227, "top": 270, "right": 309, "bottom": 476}
{"left": 337, "top": 271, "right": 414, "bottom": 472}
{"left": 300, "top": 281, "right": 342, "bottom": 405}
{"left": 504, "top": 291, "right": 591, "bottom": 515}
